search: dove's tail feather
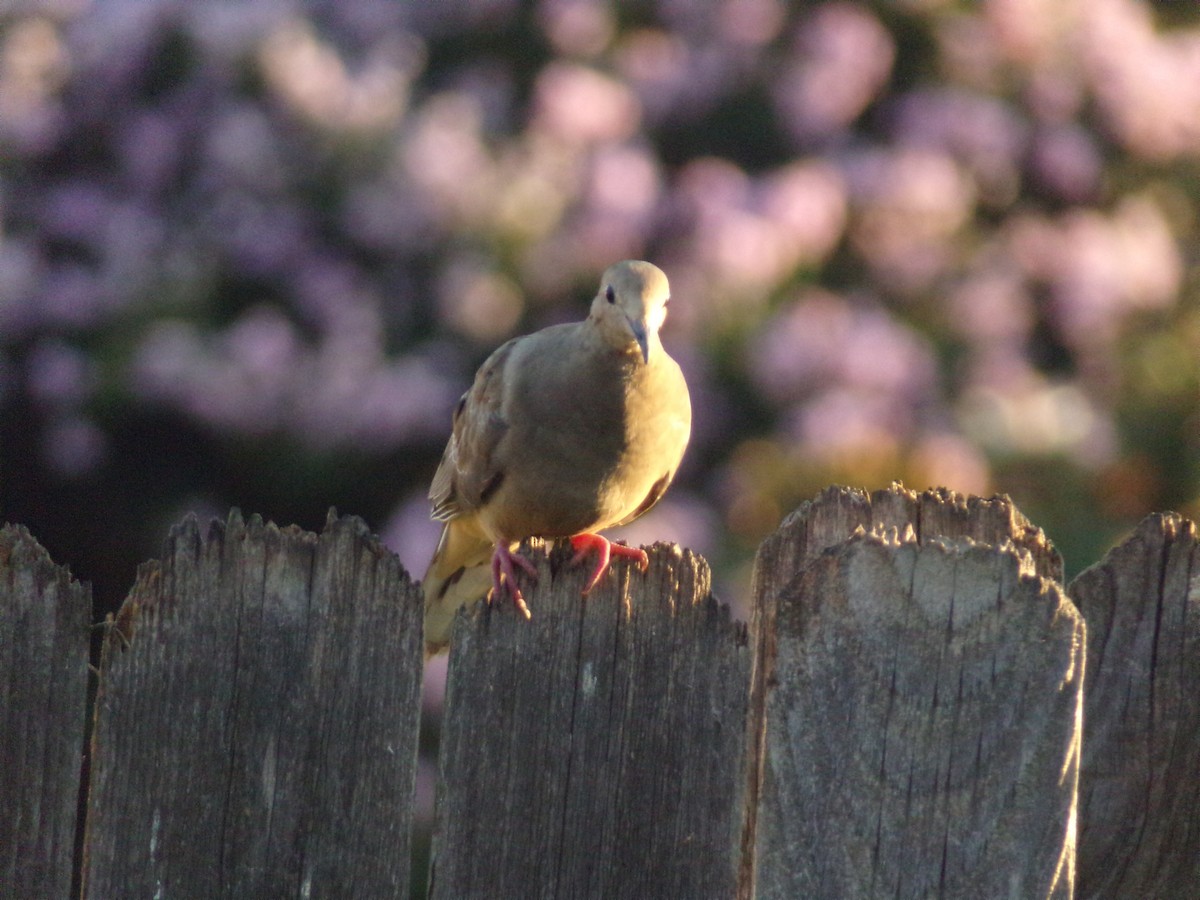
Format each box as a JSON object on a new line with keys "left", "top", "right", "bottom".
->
{"left": 422, "top": 518, "right": 495, "bottom": 657}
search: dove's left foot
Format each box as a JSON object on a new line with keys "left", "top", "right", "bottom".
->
{"left": 569, "top": 533, "right": 649, "bottom": 594}
{"left": 489, "top": 544, "right": 537, "bottom": 618}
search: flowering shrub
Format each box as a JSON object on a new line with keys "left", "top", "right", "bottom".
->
{"left": 2, "top": 0, "right": 1198, "bottom": 612}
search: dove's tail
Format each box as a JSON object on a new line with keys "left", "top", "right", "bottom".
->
{"left": 422, "top": 518, "right": 494, "bottom": 657}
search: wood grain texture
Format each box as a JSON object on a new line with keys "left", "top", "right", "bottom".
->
{"left": 0, "top": 524, "right": 91, "bottom": 899}
{"left": 84, "top": 510, "right": 423, "bottom": 898}
{"left": 745, "top": 486, "right": 1081, "bottom": 899}
{"left": 745, "top": 485, "right": 1063, "bottom": 769}
{"left": 430, "top": 539, "right": 750, "bottom": 900}
{"left": 1070, "top": 513, "right": 1200, "bottom": 899}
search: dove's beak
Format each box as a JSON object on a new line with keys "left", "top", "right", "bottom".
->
{"left": 628, "top": 318, "right": 650, "bottom": 363}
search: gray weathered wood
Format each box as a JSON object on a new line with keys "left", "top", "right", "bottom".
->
{"left": 749, "top": 485, "right": 1063, "bottom": 638}
{"left": 739, "top": 483, "right": 1065, "bottom": 890}
{"left": 0, "top": 524, "right": 91, "bottom": 899}
{"left": 1070, "top": 513, "right": 1200, "bottom": 899}
{"left": 745, "top": 485, "right": 1082, "bottom": 899}
{"left": 83, "top": 510, "right": 423, "bottom": 898}
{"left": 431, "top": 540, "right": 750, "bottom": 899}
{"left": 12, "top": 485, "right": 1200, "bottom": 897}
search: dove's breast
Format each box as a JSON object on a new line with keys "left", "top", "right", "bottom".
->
{"left": 481, "top": 331, "right": 690, "bottom": 543}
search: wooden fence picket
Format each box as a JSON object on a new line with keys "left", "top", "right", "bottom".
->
{"left": 1070, "top": 513, "right": 1200, "bottom": 899}
{"left": 2, "top": 485, "right": 1198, "bottom": 898}
{"left": 430, "top": 539, "right": 750, "bottom": 899}
{"left": 1, "top": 524, "right": 91, "bottom": 899}
{"left": 82, "top": 511, "right": 423, "bottom": 898}
{"left": 744, "top": 486, "right": 1081, "bottom": 899}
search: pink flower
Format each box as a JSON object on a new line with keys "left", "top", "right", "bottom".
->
{"left": 843, "top": 148, "right": 975, "bottom": 292}
{"left": 532, "top": 62, "right": 641, "bottom": 144}
{"left": 1008, "top": 197, "right": 1181, "bottom": 349}
{"left": 1082, "top": 0, "right": 1200, "bottom": 159}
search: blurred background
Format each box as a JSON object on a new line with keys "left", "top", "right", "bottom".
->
{"left": 5, "top": 0, "right": 1199, "bottom": 615}
{"left": 0, "top": 1, "right": 1195, "bottom": 614}
{"left": 7, "top": 0, "right": 1200, "bottom": 619}
{"left": 3, "top": 0, "right": 1198, "bottom": 891}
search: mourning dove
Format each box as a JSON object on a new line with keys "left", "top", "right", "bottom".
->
{"left": 422, "top": 260, "right": 692, "bottom": 656}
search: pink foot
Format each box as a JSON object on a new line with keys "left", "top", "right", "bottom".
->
{"left": 569, "top": 533, "right": 649, "bottom": 594}
{"left": 489, "top": 543, "right": 537, "bottom": 619}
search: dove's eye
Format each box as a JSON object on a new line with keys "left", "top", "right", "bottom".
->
{"left": 605, "top": 285, "right": 615, "bottom": 303}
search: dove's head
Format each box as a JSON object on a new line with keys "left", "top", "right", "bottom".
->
{"left": 591, "top": 260, "right": 671, "bottom": 364}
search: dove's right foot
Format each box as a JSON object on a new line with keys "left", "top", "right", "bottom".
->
{"left": 489, "top": 544, "right": 537, "bottom": 618}
{"left": 570, "top": 532, "right": 650, "bottom": 594}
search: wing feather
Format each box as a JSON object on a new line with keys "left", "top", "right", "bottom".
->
{"left": 428, "top": 337, "right": 519, "bottom": 522}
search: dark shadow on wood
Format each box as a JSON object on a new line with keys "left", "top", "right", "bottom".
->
{"left": 0, "top": 523, "right": 91, "bottom": 899}
{"left": 83, "top": 510, "right": 423, "bottom": 898}
{"left": 1071, "top": 513, "right": 1200, "bottom": 899}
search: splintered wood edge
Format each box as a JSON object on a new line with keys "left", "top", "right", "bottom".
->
{"left": 0, "top": 519, "right": 92, "bottom": 659}
{"left": 771, "top": 483, "right": 1061, "bottom": 583}
{"left": 98, "top": 508, "right": 418, "bottom": 657}
{"left": 749, "top": 483, "right": 1066, "bottom": 730}
{"left": 0, "top": 522, "right": 92, "bottom": 604}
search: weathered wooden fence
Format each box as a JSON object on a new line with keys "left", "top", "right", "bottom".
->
{"left": 2, "top": 484, "right": 1198, "bottom": 898}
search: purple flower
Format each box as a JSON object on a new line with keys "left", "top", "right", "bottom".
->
{"left": 946, "top": 267, "right": 1033, "bottom": 344}
{"left": 1029, "top": 124, "right": 1102, "bottom": 202}
{"left": 381, "top": 489, "right": 444, "bottom": 580}
{"left": 891, "top": 88, "right": 1029, "bottom": 205}
{"left": 0, "top": 240, "right": 43, "bottom": 337}
{"left": 257, "top": 18, "right": 423, "bottom": 131}
{"left": 1008, "top": 197, "right": 1181, "bottom": 351}
{"left": 26, "top": 338, "right": 96, "bottom": 408}
{"left": 841, "top": 147, "right": 975, "bottom": 292}
{"left": 42, "top": 412, "right": 107, "bottom": 477}
{"left": 538, "top": 0, "right": 616, "bottom": 57}
{"left": 958, "top": 367, "right": 1117, "bottom": 466}
{"left": 750, "top": 289, "right": 936, "bottom": 406}
{"left": 717, "top": 0, "right": 787, "bottom": 49}
{"left": 437, "top": 256, "right": 526, "bottom": 344}
{"left": 773, "top": 3, "right": 895, "bottom": 143}
{"left": 790, "top": 386, "right": 906, "bottom": 461}
{"left": 666, "top": 156, "right": 846, "bottom": 307}
{"left": 909, "top": 432, "right": 991, "bottom": 495}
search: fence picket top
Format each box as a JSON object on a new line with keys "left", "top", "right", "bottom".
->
{"left": 431, "top": 538, "right": 750, "bottom": 900}
{"left": 743, "top": 486, "right": 1079, "bottom": 900}
{"left": 0, "top": 523, "right": 92, "bottom": 900}
{"left": 1070, "top": 512, "right": 1200, "bottom": 899}
{"left": 753, "top": 530, "right": 1082, "bottom": 900}
{"left": 761, "top": 484, "right": 1061, "bottom": 597}
{"left": 84, "top": 508, "right": 423, "bottom": 899}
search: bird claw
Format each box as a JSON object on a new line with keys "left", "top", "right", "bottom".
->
{"left": 488, "top": 544, "right": 537, "bottom": 619}
{"left": 570, "top": 533, "right": 649, "bottom": 594}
